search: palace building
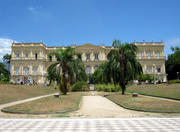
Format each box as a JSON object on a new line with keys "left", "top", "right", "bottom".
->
{"left": 10, "top": 41, "right": 167, "bottom": 84}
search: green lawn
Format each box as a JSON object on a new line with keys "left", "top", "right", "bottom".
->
{"left": 3, "top": 92, "right": 82, "bottom": 113}
{"left": 127, "top": 84, "right": 180, "bottom": 100}
{"left": 106, "top": 94, "right": 180, "bottom": 112}
{"left": 0, "top": 84, "right": 57, "bottom": 104}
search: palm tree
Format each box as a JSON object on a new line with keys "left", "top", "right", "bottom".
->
{"left": 48, "top": 47, "right": 86, "bottom": 95}
{"left": 47, "top": 63, "right": 58, "bottom": 85}
{"left": 108, "top": 40, "right": 142, "bottom": 95}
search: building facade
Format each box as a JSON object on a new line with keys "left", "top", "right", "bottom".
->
{"left": 10, "top": 41, "right": 166, "bottom": 84}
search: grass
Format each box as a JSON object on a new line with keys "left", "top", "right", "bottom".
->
{"left": 127, "top": 83, "right": 180, "bottom": 100}
{"left": 106, "top": 94, "right": 180, "bottom": 112}
{"left": 4, "top": 92, "right": 82, "bottom": 113}
{"left": 0, "top": 84, "right": 57, "bottom": 104}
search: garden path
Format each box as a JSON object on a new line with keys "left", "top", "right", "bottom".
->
{"left": 70, "top": 95, "right": 160, "bottom": 118}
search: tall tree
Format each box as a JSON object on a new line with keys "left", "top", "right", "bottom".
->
{"left": 3, "top": 54, "right": 11, "bottom": 72}
{"left": 0, "top": 62, "right": 10, "bottom": 81}
{"left": 107, "top": 40, "right": 142, "bottom": 95}
{"left": 166, "top": 46, "right": 180, "bottom": 80}
{"left": 48, "top": 47, "right": 86, "bottom": 95}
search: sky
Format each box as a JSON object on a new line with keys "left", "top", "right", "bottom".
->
{"left": 0, "top": 0, "right": 180, "bottom": 60}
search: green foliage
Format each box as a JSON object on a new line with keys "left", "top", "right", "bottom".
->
{"left": 48, "top": 47, "right": 87, "bottom": 94}
{"left": 169, "top": 79, "right": 180, "bottom": 84}
{"left": 0, "top": 62, "right": 10, "bottom": 82}
{"left": 70, "top": 81, "right": 89, "bottom": 92}
{"left": 92, "top": 40, "right": 142, "bottom": 95}
{"left": 0, "top": 81, "right": 13, "bottom": 84}
{"left": 3, "top": 54, "right": 11, "bottom": 64}
{"left": 92, "top": 62, "right": 110, "bottom": 84}
{"left": 166, "top": 46, "right": 180, "bottom": 80}
{"left": 137, "top": 74, "right": 153, "bottom": 82}
{"left": 95, "top": 84, "right": 121, "bottom": 92}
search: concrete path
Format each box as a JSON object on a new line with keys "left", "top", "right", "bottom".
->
{"left": 0, "top": 118, "right": 180, "bottom": 131}
{"left": 0, "top": 93, "right": 58, "bottom": 109}
{"left": 89, "top": 84, "right": 94, "bottom": 91}
{"left": 71, "top": 96, "right": 159, "bottom": 118}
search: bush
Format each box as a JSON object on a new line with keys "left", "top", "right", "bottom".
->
{"left": 0, "top": 81, "right": 13, "bottom": 84}
{"left": 137, "top": 74, "right": 153, "bottom": 83}
{"left": 169, "top": 79, "right": 180, "bottom": 84}
{"left": 71, "top": 81, "right": 89, "bottom": 92}
{"left": 95, "top": 84, "right": 120, "bottom": 92}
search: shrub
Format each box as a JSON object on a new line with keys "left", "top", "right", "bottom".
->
{"left": 0, "top": 81, "right": 13, "bottom": 84}
{"left": 71, "top": 81, "right": 89, "bottom": 92}
{"left": 95, "top": 84, "right": 120, "bottom": 92}
{"left": 169, "top": 79, "right": 180, "bottom": 84}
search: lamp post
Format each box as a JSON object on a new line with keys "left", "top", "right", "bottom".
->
{"left": 153, "top": 64, "right": 156, "bottom": 84}
{"left": 158, "top": 73, "right": 160, "bottom": 83}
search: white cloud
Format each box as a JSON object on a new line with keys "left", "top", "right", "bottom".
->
{"left": 165, "top": 37, "right": 180, "bottom": 58}
{"left": 0, "top": 38, "right": 14, "bottom": 60}
{"left": 27, "top": 6, "right": 43, "bottom": 14}
{"left": 28, "top": 6, "right": 36, "bottom": 12}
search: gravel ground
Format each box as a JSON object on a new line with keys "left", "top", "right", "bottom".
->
{"left": 70, "top": 96, "right": 162, "bottom": 118}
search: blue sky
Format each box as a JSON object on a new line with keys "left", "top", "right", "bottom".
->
{"left": 0, "top": 0, "right": 180, "bottom": 59}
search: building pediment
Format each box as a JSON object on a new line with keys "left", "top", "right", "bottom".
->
{"left": 75, "top": 43, "right": 105, "bottom": 50}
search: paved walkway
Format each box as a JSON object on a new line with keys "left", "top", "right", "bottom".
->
{"left": 70, "top": 96, "right": 159, "bottom": 118}
{"left": 0, "top": 93, "right": 57, "bottom": 110}
{"left": 0, "top": 118, "right": 180, "bottom": 131}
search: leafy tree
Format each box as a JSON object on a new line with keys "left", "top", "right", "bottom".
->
{"left": 3, "top": 54, "right": 11, "bottom": 72}
{"left": 0, "top": 62, "right": 10, "bottom": 82}
{"left": 166, "top": 46, "right": 180, "bottom": 80}
{"left": 48, "top": 47, "right": 87, "bottom": 95}
{"left": 107, "top": 40, "right": 142, "bottom": 95}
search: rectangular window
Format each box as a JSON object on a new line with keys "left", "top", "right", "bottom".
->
{"left": 156, "top": 52, "right": 160, "bottom": 59}
{"left": 16, "top": 53, "right": 20, "bottom": 58}
{"left": 157, "top": 67, "right": 161, "bottom": 73}
{"left": 24, "top": 67, "right": 29, "bottom": 75}
{"left": 86, "top": 66, "right": 91, "bottom": 75}
{"left": 15, "top": 67, "right": 19, "bottom": 75}
{"left": 49, "top": 56, "right": 52, "bottom": 62}
{"left": 86, "top": 54, "right": 90, "bottom": 61}
{"left": 94, "top": 65, "right": 98, "bottom": 71}
{"left": 138, "top": 52, "right": 142, "bottom": 59}
{"left": 147, "top": 52, "right": 151, "bottom": 59}
{"left": 35, "top": 53, "right": 38, "bottom": 60}
{"left": 94, "top": 54, "right": 99, "bottom": 61}
{"left": 33, "top": 68, "right": 38, "bottom": 75}
{"left": 25, "top": 53, "right": 28, "bottom": 58}
{"left": 147, "top": 67, "right": 152, "bottom": 73}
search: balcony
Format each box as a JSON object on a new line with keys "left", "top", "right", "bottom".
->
{"left": 11, "top": 57, "right": 47, "bottom": 61}
{"left": 136, "top": 56, "right": 165, "bottom": 60}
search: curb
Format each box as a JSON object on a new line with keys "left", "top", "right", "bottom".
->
{"left": 127, "top": 92, "right": 180, "bottom": 101}
{"left": 1, "top": 95, "right": 82, "bottom": 115}
{"left": 104, "top": 94, "right": 180, "bottom": 113}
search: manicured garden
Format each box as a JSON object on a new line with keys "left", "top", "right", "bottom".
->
{"left": 106, "top": 94, "right": 180, "bottom": 112}
{"left": 127, "top": 84, "right": 180, "bottom": 100}
{"left": 0, "top": 85, "right": 57, "bottom": 104}
{"left": 3, "top": 92, "right": 82, "bottom": 113}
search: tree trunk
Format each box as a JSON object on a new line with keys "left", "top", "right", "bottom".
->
{"left": 62, "top": 73, "right": 67, "bottom": 95}
{"left": 121, "top": 84, "right": 125, "bottom": 95}
{"left": 49, "top": 80, "right": 52, "bottom": 86}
